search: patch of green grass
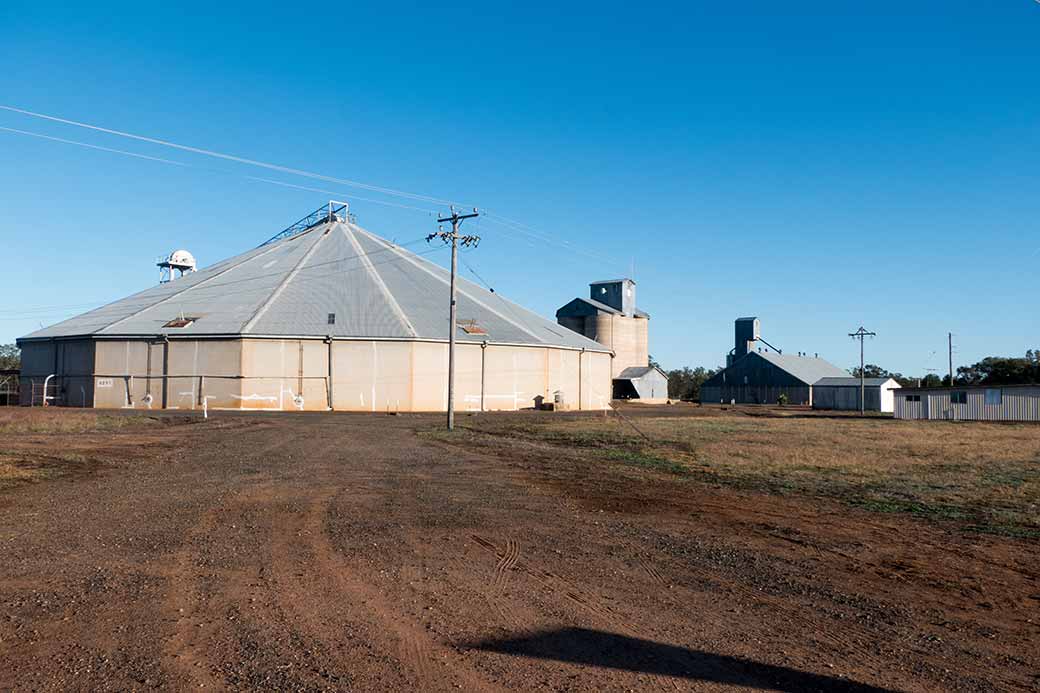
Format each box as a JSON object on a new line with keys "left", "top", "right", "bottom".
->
{"left": 443, "top": 414, "right": 1040, "bottom": 537}
{"left": 602, "top": 449, "right": 689, "bottom": 475}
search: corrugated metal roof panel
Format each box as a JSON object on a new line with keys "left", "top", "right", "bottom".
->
{"left": 21, "top": 221, "right": 609, "bottom": 353}
{"left": 815, "top": 377, "right": 895, "bottom": 387}
{"left": 753, "top": 351, "right": 848, "bottom": 385}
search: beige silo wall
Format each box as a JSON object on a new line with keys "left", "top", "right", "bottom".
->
{"left": 20, "top": 336, "right": 612, "bottom": 412}
{"left": 240, "top": 338, "right": 329, "bottom": 411}
{"left": 581, "top": 349, "right": 612, "bottom": 410}
{"left": 168, "top": 339, "right": 244, "bottom": 410}
{"left": 93, "top": 339, "right": 244, "bottom": 410}
{"left": 590, "top": 313, "right": 648, "bottom": 377}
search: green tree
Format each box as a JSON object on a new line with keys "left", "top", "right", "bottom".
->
{"left": 850, "top": 364, "right": 887, "bottom": 378}
{"left": 920, "top": 373, "right": 943, "bottom": 387}
{"left": 664, "top": 365, "right": 720, "bottom": 401}
{"left": 955, "top": 353, "right": 1039, "bottom": 385}
{"left": 0, "top": 344, "right": 19, "bottom": 370}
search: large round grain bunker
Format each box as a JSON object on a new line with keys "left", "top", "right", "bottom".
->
{"left": 17, "top": 205, "right": 613, "bottom": 412}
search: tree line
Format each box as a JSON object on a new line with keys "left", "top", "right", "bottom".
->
{"left": 654, "top": 349, "right": 1039, "bottom": 401}
{"left": 0, "top": 344, "right": 19, "bottom": 370}
{"left": 850, "top": 350, "right": 1040, "bottom": 387}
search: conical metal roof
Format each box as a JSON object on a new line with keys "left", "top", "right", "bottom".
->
{"left": 21, "top": 220, "right": 609, "bottom": 352}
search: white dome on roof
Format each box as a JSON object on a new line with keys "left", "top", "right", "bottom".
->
{"left": 168, "top": 249, "right": 196, "bottom": 268}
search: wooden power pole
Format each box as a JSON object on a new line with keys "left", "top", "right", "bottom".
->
{"left": 428, "top": 206, "right": 480, "bottom": 431}
{"left": 948, "top": 332, "right": 954, "bottom": 387}
{"left": 849, "top": 326, "right": 877, "bottom": 415}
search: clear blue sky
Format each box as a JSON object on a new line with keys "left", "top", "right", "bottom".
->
{"left": 1, "top": 1, "right": 1037, "bottom": 375}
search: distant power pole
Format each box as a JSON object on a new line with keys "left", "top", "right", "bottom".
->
{"left": 428, "top": 206, "right": 480, "bottom": 431}
{"left": 948, "top": 332, "right": 954, "bottom": 387}
{"left": 849, "top": 326, "right": 877, "bottom": 415}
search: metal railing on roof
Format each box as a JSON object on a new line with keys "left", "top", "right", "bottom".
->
{"left": 260, "top": 201, "right": 354, "bottom": 246}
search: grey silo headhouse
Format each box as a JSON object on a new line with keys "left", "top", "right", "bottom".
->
{"left": 17, "top": 204, "right": 614, "bottom": 412}
{"left": 701, "top": 317, "right": 855, "bottom": 407}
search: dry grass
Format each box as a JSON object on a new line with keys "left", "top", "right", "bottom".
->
{"left": 0, "top": 409, "right": 156, "bottom": 434}
{"left": 0, "top": 409, "right": 161, "bottom": 487}
{"left": 454, "top": 415, "right": 1040, "bottom": 537}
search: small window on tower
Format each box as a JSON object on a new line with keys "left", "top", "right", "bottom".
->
{"left": 327, "top": 313, "right": 336, "bottom": 325}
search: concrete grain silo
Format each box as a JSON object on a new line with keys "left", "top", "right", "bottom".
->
{"left": 17, "top": 204, "right": 613, "bottom": 412}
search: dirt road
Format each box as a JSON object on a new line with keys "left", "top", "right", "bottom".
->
{"left": 1, "top": 412, "right": 1036, "bottom": 691}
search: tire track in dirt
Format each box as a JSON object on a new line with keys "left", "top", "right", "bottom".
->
{"left": 467, "top": 534, "right": 696, "bottom": 692}
{"left": 470, "top": 534, "right": 625, "bottom": 630}
{"left": 271, "top": 488, "right": 506, "bottom": 693}
{"left": 492, "top": 538, "right": 521, "bottom": 587}
{"left": 160, "top": 435, "right": 300, "bottom": 690}
{"left": 638, "top": 557, "right": 669, "bottom": 587}
{"left": 469, "top": 535, "right": 522, "bottom": 629}
{"left": 161, "top": 493, "right": 243, "bottom": 690}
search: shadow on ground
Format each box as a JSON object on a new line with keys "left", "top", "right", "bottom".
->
{"left": 467, "top": 627, "right": 900, "bottom": 692}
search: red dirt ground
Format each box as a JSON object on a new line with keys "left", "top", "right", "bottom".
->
{"left": 0, "top": 410, "right": 1037, "bottom": 692}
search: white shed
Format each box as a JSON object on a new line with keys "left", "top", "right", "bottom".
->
{"left": 812, "top": 377, "right": 901, "bottom": 413}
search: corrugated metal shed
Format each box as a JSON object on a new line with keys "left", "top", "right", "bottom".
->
{"left": 813, "top": 377, "right": 900, "bottom": 412}
{"left": 894, "top": 385, "right": 1040, "bottom": 422}
{"left": 613, "top": 365, "right": 668, "bottom": 401}
{"left": 21, "top": 221, "right": 609, "bottom": 353}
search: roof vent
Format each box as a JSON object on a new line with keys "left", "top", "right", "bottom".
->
{"left": 163, "top": 316, "right": 197, "bottom": 328}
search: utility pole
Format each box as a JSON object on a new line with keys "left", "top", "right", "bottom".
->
{"left": 948, "top": 332, "right": 954, "bottom": 388}
{"left": 428, "top": 206, "right": 480, "bottom": 431}
{"left": 849, "top": 326, "right": 877, "bottom": 415}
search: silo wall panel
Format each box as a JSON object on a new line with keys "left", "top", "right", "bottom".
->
{"left": 331, "top": 341, "right": 414, "bottom": 412}
{"left": 546, "top": 348, "right": 581, "bottom": 410}
{"left": 91, "top": 340, "right": 198, "bottom": 409}
{"left": 94, "top": 341, "right": 145, "bottom": 408}
{"left": 167, "top": 340, "right": 243, "bottom": 410}
{"left": 481, "top": 345, "right": 547, "bottom": 411}
{"left": 581, "top": 351, "right": 612, "bottom": 410}
{"left": 451, "top": 344, "right": 483, "bottom": 412}
{"left": 241, "top": 339, "right": 299, "bottom": 410}
{"left": 298, "top": 340, "right": 331, "bottom": 410}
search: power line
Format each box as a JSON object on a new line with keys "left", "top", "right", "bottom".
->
{"left": 0, "top": 126, "right": 190, "bottom": 166}
{"left": 0, "top": 106, "right": 632, "bottom": 276}
{"left": 0, "top": 105, "right": 470, "bottom": 207}
{"left": 0, "top": 125, "right": 442, "bottom": 217}
{"left": 0, "top": 119, "right": 626, "bottom": 272}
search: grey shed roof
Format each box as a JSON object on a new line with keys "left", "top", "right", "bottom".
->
{"left": 752, "top": 351, "right": 848, "bottom": 385}
{"left": 616, "top": 365, "right": 667, "bottom": 380}
{"left": 20, "top": 220, "right": 610, "bottom": 352}
{"left": 556, "top": 297, "right": 650, "bottom": 319}
{"left": 815, "top": 377, "right": 897, "bottom": 388}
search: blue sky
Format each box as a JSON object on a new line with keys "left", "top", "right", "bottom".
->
{"left": 1, "top": 1, "right": 1037, "bottom": 374}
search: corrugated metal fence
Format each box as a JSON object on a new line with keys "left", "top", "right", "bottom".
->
{"left": 895, "top": 386, "right": 1040, "bottom": 422}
